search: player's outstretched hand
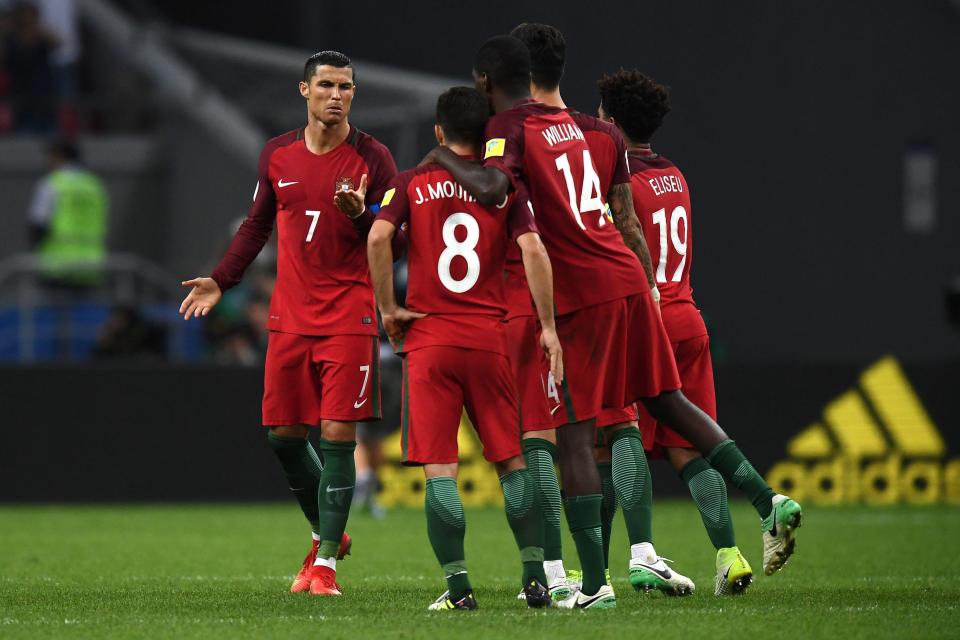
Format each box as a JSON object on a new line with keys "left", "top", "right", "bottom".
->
{"left": 381, "top": 306, "right": 427, "bottom": 349}
{"left": 540, "top": 326, "right": 564, "bottom": 385}
{"left": 334, "top": 173, "right": 367, "bottom": 218}
{"left": 179, "top": 277, "right": 222, "bottom": 320}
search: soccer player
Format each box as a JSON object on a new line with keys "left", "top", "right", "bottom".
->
{"left": 510, "top": 22, "right": 694, "bottom": 597}
{"left": 597, "top": 70, "right": 765, "bottom": 593}
{"left": 178, "top": 51, "right": 397, "bottom": 596}
{"left": 367, "top": 86, "right": 561, "bottom": 611}
{"left": 423, "top": 35, "right": 664, "bottom": 609}
{"left": 595, "top": 69, "right": 802, "bottom": 584}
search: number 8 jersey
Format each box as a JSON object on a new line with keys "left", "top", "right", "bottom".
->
{"left": 377, "top": 157, "right": 538, "bottom": 355}
{"left": 628, "top": 150, "right": 706, "bottom": 342}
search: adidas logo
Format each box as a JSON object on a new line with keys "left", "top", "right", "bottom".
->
{"left": 766, "top": 356, "right": 960, "bottom": 505}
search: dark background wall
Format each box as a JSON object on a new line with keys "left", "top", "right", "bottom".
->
{"left": 119, "top": 0, "right": 960, "bottom": 364}
{"left": 2, "top": 362, "right": 957, "bottom": 502}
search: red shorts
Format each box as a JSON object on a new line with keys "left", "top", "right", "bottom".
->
{"left": 401, "top": 346, "right": 522, "bottom": 465}
{"left": 638, "top": 334, "right": 715, "bottom": 458}
{"left": 504, "top": 315, "right": 556, "bottom": 432}
{"left": 262, "top": 331, "right": 381, "bottom": 426}
{"left": 551, "top": 293, "right": 681, "bottom": 427}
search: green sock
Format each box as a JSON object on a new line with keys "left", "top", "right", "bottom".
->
{"left": 563, "top": 495, "right": 605, "bottom": 595}
{"left": 597, "top": 462, "right": 617, "bottom": 570}
{"left": 315, "top": 438, "right": 356, "bottom": 559}
{"left": 266, "top": 432, "right": 324, "bottom": 534}
{"left": 609, "top": 429, "right": 653, "bottom": 544}
{"left": 521, "top": 438, "right": 563, "bottom": 562}
{"left": 680, "top": 457, "right": 736, "bottom": 549}
{"left": 706, "top": 440, "right": 775, "bottom": 519}
{"left": 425, "top": 476, "right": 471, "bottom": 599}
{"left": 500, "top": 469, "right": 548, "bottom": 587}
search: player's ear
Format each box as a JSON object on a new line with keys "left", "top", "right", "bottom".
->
{"left": 434, "top": 124, "right": 444, "bottom": 146}
{"left": 299, "top": 81, "right": 309, "bottom": 99}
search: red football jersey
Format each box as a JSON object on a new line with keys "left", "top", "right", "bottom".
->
{"left": 628, "top": 150, "right": 706, "bottom": 342}
{"left": 211, "top": 126, "right": 397, "bottom": 337}
{"left": 377, "top": 159, "right": 538, "bottom": 355}
{"left": 484, "top": 99, "right": 647, "bottom": 316}
{"left": 503, "top": 108, "right": 632, "bottom": 319}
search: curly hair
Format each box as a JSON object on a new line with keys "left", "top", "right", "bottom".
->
{"left": 597, "top": 69, "right": 671, "bottom": 143}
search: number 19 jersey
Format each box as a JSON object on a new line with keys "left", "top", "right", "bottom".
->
{"left": 629, "top": 151, "right": 706, "bottom": 342}
{"left": 483, "top": 99, "right": 648, "bottom": 315}
{"left": 377, "top": 158, "right": 538, "bottom": 355}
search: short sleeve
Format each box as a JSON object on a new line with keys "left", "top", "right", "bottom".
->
{"left": 506, "top": 184, "right": 539, "bottom": 241}
{"left": 375, "top": 173, "right": 411, "bottom": 228}
{"left": 482, "top": 110, "right": 526, "bottom": 192}
{"left": 358, "top": 137, "right": 399, "bottom": 208}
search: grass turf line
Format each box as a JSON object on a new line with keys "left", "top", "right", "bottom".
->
{"left": 1, "top": 502, "right": 958, "bottom": 639}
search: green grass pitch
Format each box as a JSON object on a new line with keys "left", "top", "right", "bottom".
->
{"left": 2, "top": 501, "right": 958, "bottom": 639}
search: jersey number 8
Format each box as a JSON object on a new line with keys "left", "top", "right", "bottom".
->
{"left": 438, "top": 212, "right": 480, "bottom": 293}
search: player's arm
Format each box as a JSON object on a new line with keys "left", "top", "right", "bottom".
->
{"left": 180, "top": 143, "right": 277, "bottom": 320}
{"left": 518, "top": 232, "right": 563, "bottom": 383}
{"left": 367, "top": 220, "right": 424, "bottom": 348}
{"left": 608, "top": 182, "right": 658, "bottom": 296}
{"left": 421, "top": 145, "right": 511, "bottom": 206}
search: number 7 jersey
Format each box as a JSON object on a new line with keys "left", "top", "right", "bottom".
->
{"left": 628, "top": 150, "right": 706, "bottom": 342}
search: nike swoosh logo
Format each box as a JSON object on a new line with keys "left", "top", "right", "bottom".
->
{"left": 578, "top": 592, "right": 609, "bottom": 607}
{"left": 278, "top": 179, "right": 299, "bottom": 187}
{"left": 550, "top": 405, "right": 561, "bottom": 415}
{"left": 639, "top": 563, "right": 673, "bottom": 580}
{"left": 354, "top": 398, "right": 368, "bottom": 409}
{"left": 326, "top": 485, "right": 354, "bottom": 493}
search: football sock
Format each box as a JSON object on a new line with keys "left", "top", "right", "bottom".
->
{"left": 500, "top": 469, "right": 548, "bottom": 587}
{"left": 706, "top": 440, "right": 775, "bottom": 519}
{"left": 609, "top": 429, "right": 653, "bottom": 544}
{"left": 597, "top": 462, "right": 617, "bottom": 570}
{"left": 680, "top": 456, "right": 736, "bottom": 549}
{"left": 315, "top": 438, "right": 356, "bottom": 559}
{"left": 563, "top": 495, "right": 605, "bottom": 595}
{"left": 521, "top": 438, "right": 563, "bottom": 562}
{"left": 266, "top": 432, "right": 324, "bottom": 535}
{"left": 425, "top": 476, "right": 471, "bottom": 599}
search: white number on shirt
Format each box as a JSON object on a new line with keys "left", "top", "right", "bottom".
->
{"left": 305, "top": 210, "right": 321, "bottom": 242}
{"left": 438, "top": 212, "right": 480, "bottom": 293}
{"left": 651, "top": 206, "right": 688, "bottom": 283}
{"left": 555, "top": 150, "right": 607, "bottom": 230}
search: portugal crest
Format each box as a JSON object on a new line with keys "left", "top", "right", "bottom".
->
{"left": 336, "top": 176, "right": 355, "bottom": 193}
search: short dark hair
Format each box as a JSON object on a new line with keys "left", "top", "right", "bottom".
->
{"left": 473, "top": 35, "right": 531, "bottom": 98}
{"left": 597, "top": 69, "right": 671, "bottom": 143}
{"left": 510, "top": 23, "right": 565, "bottom": 90}
{"left": 303, "top": 50, "right": 353, "bottom": 83}
{"left": 436, "top": 86, "right": 490, "bottom": 147}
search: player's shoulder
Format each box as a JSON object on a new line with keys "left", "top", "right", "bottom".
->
{"left": 391, "top": 163, "right": 444, "bottom": 190}
{"left": 628, "top": 151, "right": 680, "bottom": 175}
{"left": 347, "top": 126, "right": 394, "bottom": 163}
{"left": 263, "top": 128, "right": 303, "bottom": 154}
{"left": 568, "top": 110, "right": 621, "bottom": 139}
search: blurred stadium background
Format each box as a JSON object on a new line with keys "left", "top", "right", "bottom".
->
{"left": 1, "top": 0, "right": 958, "bottom": 507}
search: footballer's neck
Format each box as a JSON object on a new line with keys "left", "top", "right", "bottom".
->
{"left": 491, "top": 89, "right": 531, "bottom": 114}
{"left": 530, "top": 85, "right": 567, "bottom": 110}
{"left": 304, "top": 117, "right": 350, "bottom": 155}
{"left": 445, "top": 142, "right": 480, "bottom": 158}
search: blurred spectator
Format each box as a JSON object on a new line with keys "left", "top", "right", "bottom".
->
{"left": 28, "top": 137, "right": 109, "bottom": 289}
{"left": 92, "top": 306, "right": 167, "bottom": 360}
{"left": 1, "top": 1, "right": 59, "bottom": 132}
{"left": 36, "top": 0, "right": 79, "bottom": 134}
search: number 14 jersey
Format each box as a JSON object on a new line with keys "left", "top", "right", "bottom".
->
{"left": 377, "top": 158, "right": 538, "bottom": 355}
